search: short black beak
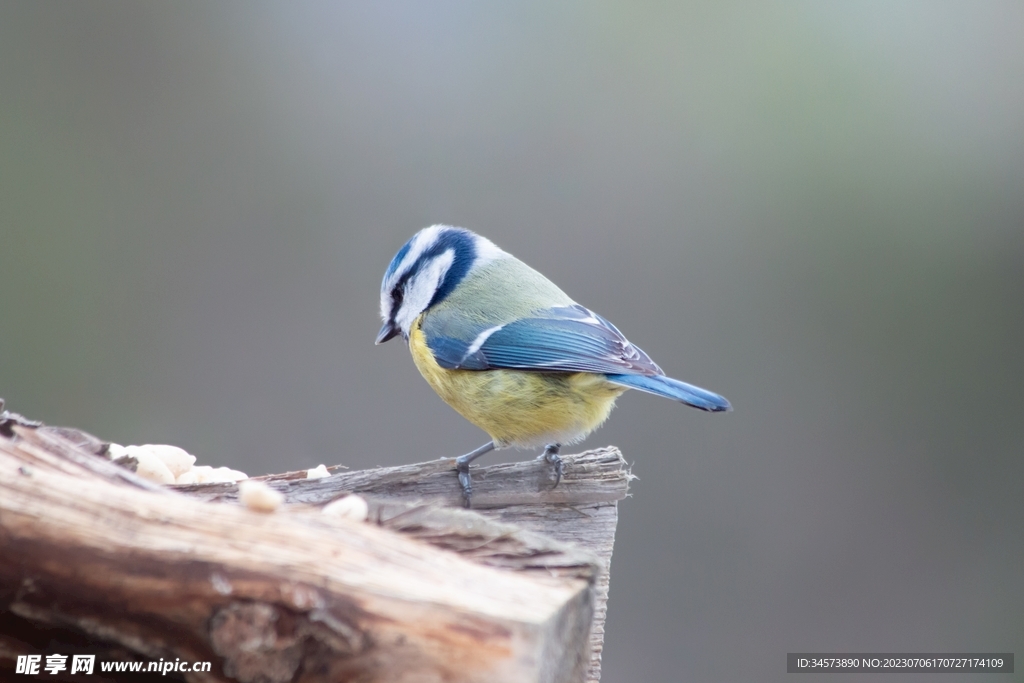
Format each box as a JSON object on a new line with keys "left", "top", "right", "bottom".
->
{"left": 375, "top": 321, "right": 399, "bottom": 345}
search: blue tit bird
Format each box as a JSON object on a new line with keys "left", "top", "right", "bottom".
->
{"left": 376, "top": 225, "right": 730, "bottom": 506}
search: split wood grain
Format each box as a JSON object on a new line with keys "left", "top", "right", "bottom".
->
{"left": 181, "top": 447, "right": 632, "bottom": 683}
{"left": 0, "top": 418, "right": 630, "bottom": 683}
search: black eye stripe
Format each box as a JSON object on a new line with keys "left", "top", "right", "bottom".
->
{"left": 393, "top": 272, "right": 411, "bottom": 301}
{"left": 386, "top": 270, "right": 414, "bottom": 326}
{"left": 389, "top": 247, "right": 443, "bottom": 306}
{"left": 386, "top": 228, "right": 476, "bottom": 317}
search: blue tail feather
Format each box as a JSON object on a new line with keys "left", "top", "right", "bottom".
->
{"left": 605, "top": 373, "right": 732, "bottom": 412}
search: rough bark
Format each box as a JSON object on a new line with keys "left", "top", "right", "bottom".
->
{"left": 0, "top": 409, "right": 629, "bottom": 682}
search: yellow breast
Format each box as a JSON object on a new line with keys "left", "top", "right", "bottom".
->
{"left": 408, "top": 318, "right": 626, "bottom": 448}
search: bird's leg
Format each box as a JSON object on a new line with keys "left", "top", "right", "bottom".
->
{"left": 454, "top": 441, "right": 495, "bottom": 508}
{"left": 536, "top": 443, "right": 563, "bottom": 487}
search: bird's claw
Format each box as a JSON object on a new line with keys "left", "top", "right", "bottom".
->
{"left": 452, "top": 441, "right": 495, "bottom": 509}
{"left": 456, "top": 459, "right": 473, "bottom": 508}
{"left": 550, "top": 453, "right": 564, "bottom": 487}
{"left": 538, "top": 444, "right": 563, "bottom": 488}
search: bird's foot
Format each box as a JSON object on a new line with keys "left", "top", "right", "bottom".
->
{"left": 455, "top": 458, "right": 473, "bottom": 508}
{"left": 537, "top": 443, "right": 563, "bottom": 488}
{"left": 453, "top": 441, "right": 495, "bottom": 509}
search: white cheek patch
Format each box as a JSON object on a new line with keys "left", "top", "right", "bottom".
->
{"left": 381, "top": 225, "right": 451, "bottom": 321}
{"left": 395, "top": 249, "right": 455, "bottom": 336}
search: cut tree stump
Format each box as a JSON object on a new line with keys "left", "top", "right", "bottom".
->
{"left": 0, "top": 406, "right": 630, "bottom": 683}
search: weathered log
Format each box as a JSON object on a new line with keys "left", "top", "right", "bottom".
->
{"left": 0, "top": 411, "right": 629, "bottom": 683}
{"left": 182, "top": 446, "right": 630, "bottom": 682}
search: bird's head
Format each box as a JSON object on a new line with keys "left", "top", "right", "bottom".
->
{"left": 377, "top": 225, "right": 504, "bottom": 344}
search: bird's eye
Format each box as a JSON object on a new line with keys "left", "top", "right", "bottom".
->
{"left": 392, "top": 287, "right": 404, "bottom": 309}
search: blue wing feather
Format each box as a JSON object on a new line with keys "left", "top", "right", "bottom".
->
{"left": 424, "top": 304, "right": 662, "bottom": 376}
{"left": 426, "top": 335, "right": 489, "bottom": 369}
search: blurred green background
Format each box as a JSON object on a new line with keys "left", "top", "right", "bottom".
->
{"left": 1, "top": 2, "right": 1021, "bottom": 681}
